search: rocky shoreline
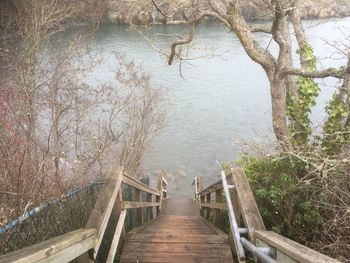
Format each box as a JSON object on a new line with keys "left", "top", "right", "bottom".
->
{"left": 107, "top": 0, "right": 350, "bottom": 25}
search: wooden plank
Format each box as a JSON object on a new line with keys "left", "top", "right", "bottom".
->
{"left": 106, "top": 209, "right": 127, "bottom": 263}
{"left": 122, "top": 201, "right": 160, "bottom": 209}
{"left": 199, "top": 179, "right": 223, "bottom": 195}
{"left": 122, "top": 242, "right": 233, "bottom": 254}
{"left": 85, "top": 167, "right": 124, "bottom": 257}
{"left": 198, "top": 217, "right": 227, "bottom": 235}
{"left": 200, "top": 194, "right": 205, "bottom": 217}
{"left": 135, "top": 189, "right": 143, "bottom": 225}
{"left": 0, "top": 229, "right": 96, "bottom": 263}
{"left": 199, "top": 176, "right": 232, "bottom": 196}
{"left": 120, "top": 252, "right": 233, "bottom": 263}
{"left": 205, "top": 193, "right": 211, "bottom": 220}
{"left": 200, "top": 202, "right": 227, "bottom": 210}
{"left": 255, "top": 231, "right": 340, "bottom": 263}
{"left": 147, "top": 193, "right": 154, "bottom": 221}
{"left": 156, "top": 195, "right": 161, "bottom": 216}
{"left": 157, "top": 176, "right": 166, "bottom": 210}
{"left": 140, "top": 229, "right": 215, "bottom": 234}
{"left": 122, "top": 173, "right": 160, "bottom": 196}
{"left": 214, "top": 189, "right": 223, "bottom": 226}
{"left": 126, "top": 233, "right": 229, "bottom": 243}
{"left": 231, "top": 168, "right": 265, "bottom": 241}
{"left": 162, "top": 177, "right": 168, "bottom": 185}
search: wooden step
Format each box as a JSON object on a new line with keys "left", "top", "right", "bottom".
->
{"left": 127, "top": 233, "right": 229, "bottom": 243}
{"left": 120, "top": 215, "right": 233, "bottom": 263}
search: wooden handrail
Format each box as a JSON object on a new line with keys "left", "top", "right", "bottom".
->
{"left": 122, "top": 201, "right": 161, "bottom": 209}
{"left": 84, "top": 167, "right": 124, "bottom": 258}
{"left": 198, "top": 175, "right": 232, "bottom": 196}
{"left": 0, "top": 228, "right": 96, "bottom": 263}
{"left": 0, "top": 167, "right": 167, "bottom": 263}
{"left": 122, "top": 173, "right": 161, "bottom": 196}
{"left": 196, "top": 168, "right": 341, "bottom": 263}
{"left": 255, "top": 231, "right": 340, "bottom": 263}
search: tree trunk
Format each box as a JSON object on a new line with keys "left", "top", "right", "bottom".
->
{"left": 268, "top": 71, "right": 291, "bottom": 148}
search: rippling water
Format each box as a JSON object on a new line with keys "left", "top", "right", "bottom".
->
{"left": 64, "top": 18, "right": 349, "bottom": 195}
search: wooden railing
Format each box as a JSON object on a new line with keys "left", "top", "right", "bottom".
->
{"left": 0, "top": 167, "right": 168, "bottom": 263}
{"left": 196, "top": 168, "right": 340, "bottom": 263}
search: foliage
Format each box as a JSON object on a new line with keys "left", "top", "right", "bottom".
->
{"left": 287, "top": 45, "right": 320, "bottom": 145}
{"left": 238, "top": 155, "right": 324, "bottom": 237}
{"left": 236, "top": 149, "right": 350, "bottom": 260}
{"left": 323, "top": 93, "right": 350, "bottom": 154}
{"left": 0, "top": 0, "right": 166, "bottom": 225}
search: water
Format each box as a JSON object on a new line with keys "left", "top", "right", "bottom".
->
{"left": 65, "top": 18, "right": 350, "bottom": 195}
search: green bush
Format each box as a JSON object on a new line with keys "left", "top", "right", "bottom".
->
{"left": 239, "top": 155, "right": 323, "bottom": 239}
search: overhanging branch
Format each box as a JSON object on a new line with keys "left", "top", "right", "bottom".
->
{"left": 168, "top": 11, "right": 230, "bottom": 65}
{"left": 249, "top": 24, "right": 272, "bottom": 34}
{"left": 282, "top": 67, "right": 348, "bottom": 79}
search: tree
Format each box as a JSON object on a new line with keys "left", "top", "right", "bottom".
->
{"left": 152, "top": 0, "right": 349, "bottom": 149}
{"left": 0, "top": 0, "right": 165, "bottom": 223}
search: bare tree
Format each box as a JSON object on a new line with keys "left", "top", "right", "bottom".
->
{"left": 151, "top": 0, "right": 348, "bottom": 149}
{"left": 0, "top": 0, "right": 166, "bottom": 224}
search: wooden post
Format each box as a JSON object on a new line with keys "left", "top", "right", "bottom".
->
{"left": 157, "top": 176, "right": 166, "bottom": 213}
{"left": 115, "top": 192, "right": 126, "bottom": 251}
{"left": 199, "top": 194, "right": 205, "bottom": 217}
{"left": 147, "top": 194, "right": 153, "bottom": 222}
{"left": 156, "top": 195, "right": 160, "bottom": 216}
{"left": 231, "top": 168, "right": 265, "bottom": 242}
{"left": 214, "top": 189, "right": 222, "bottom": 226}
{"left": 135, "top": 189, "right": 143, "bottom": 226}
{"left": 205, "top": 193, "right": 211, "bottom": 220}
{"left": 77, "top": 167, "right": 124, "bottom": 262}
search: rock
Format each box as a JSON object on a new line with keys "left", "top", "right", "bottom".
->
{"left": 107, "top": 0, "right": 350, "bottom": 24}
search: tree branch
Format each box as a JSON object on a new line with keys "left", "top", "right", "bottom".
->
{"left": 249, "top": 24, "right": 272, "bottom": 34}
{"left": 282, "top": 67, "right": 348, "bottom": 79}
{"left": 168, "top": 11, "right": 230, "bottom": 65}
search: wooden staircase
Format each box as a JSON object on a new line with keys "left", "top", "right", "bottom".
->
{"left": 0, "top": 168, "right": 340, "bottom": 263}
{"left": 120, "top": 197, "right": 233, "bottom": 263}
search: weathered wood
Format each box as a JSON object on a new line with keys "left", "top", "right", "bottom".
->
{"left": 122, "top": 242, "right": 233, "bottom": 254}
{"left": 127, "top": 233, "right": 229, "bottom": 243}
{"left": 84, "top": 167, "right": 124, "bottom": 258}
{"left": 121, "top": 253, "right": 232, "bottom": 263}
{"left": 106, "top": 209, "right": 127, "bottom": 263}
{"left": 147, "top": 193, "right": 154, "bottom": 221}
{"left": 199, "top": 176, "right": 232, "bottom": 196}
{"left": 200, "top": 202, "right": 227, "bottom": 210}
{"left": 156, "top": 195, "right": 161, "bottom": 216}
{"left": 200, "top": 180, "right": 223, "bottom": 195}
{"left": 157, "top": 176, "right": 167, "bottom": 210}
{"left": 135, "top": 189, "right": 143, "bottom": 225}
{"left": 120, "top": 213, "right": 233, "bottom": 263}
{"left": 214, "top": 189, "right": 223, "bottom": 226}
{"left": 205, "top": 193, "right": 211, "bottom": 220}
{"left": 0, "top": 228, "right": 96, "bottom": 263}
{"left": 122, "top": 201, "right": 160, "bottom": 209}
{"left": 122, "top": 173, "right": 160, "bottom": 196}
{"left": 200, "top": 194, "right": 205, "bottom": 217}
{"left": 231, "top": 168, "right": 265, "bottom": 241}
{"left": 255, "top": 231, "right": 340, "bottom": 263}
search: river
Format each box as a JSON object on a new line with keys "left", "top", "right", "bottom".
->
{"left": 66, "top": 18, "right": 349, "bottom": 195}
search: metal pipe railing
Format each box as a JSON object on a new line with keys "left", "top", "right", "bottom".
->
{"left": 221, "top": 170, "right": 246, "bottom": 261}
{"left": 194, "top": 170, "right": 277, "bottom": 263}
{"left": 241, "top": 237, "right": 277, "bottom": 263}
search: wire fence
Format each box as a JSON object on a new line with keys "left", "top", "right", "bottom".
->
{"left": 0, "top": 181, "right": 104, "bottom": 255}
